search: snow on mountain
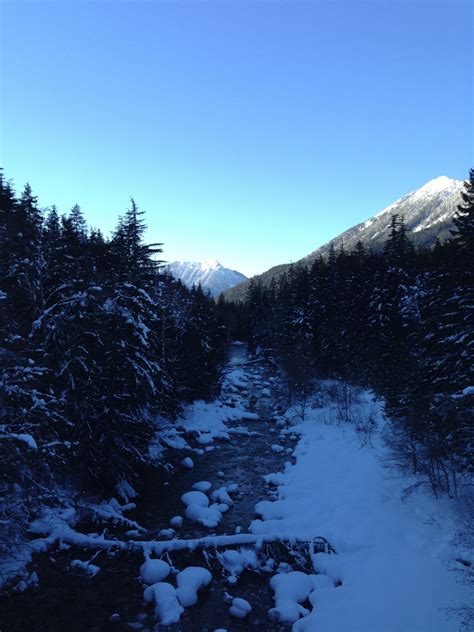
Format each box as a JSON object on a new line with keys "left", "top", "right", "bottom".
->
{"left": 224, "top": 175, "right": 464, "bottom": 302}
{"left": 166, "top": 260, "right": 247, "bottom": 297}
{"left": 301, "top": 175, "right": 463, "bottom": 260}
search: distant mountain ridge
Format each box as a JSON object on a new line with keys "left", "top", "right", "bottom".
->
{"left": 165, "top": 259, "right": 247, "bottom": 297}
{"left": 224, "top": 175, "right": 464, "bottom": 303}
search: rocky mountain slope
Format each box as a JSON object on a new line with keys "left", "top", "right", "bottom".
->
{"left": 224, "top": 176, "right": 464, "bottom": 302}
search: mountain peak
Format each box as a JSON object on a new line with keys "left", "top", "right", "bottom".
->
{"left": 165, "top": 260, "right": 247, "bottom": 297}
{"left": 201, "top": 259, "right": 222, "bottom": 270}
{"left": 414, "top": 175, "right": 459, "bottom": 197}
{"left": 223, "top": 175, "right": 465, "bottom": 302}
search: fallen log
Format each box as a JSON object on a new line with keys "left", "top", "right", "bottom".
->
{"left": 39, "top": 525, "right": 331, "bottom": 557}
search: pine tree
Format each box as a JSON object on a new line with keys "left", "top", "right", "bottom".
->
{"left": 451, "top": 168, "right": 474, "bottom": 266}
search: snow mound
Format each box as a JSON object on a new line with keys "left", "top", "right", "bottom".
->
{"left": 143, "top": 582, "right": 184, "bottom": 625}
{"left": 170, "top": 516, "right": 183, "bottom": 528}
{"left": 176, "top": 566, "right": 212, "bottom": 607}
{"left": 211, "top": 487, "right": 233, "bottom": 506}
{"left": 192, "top": 481, "right": 212, "bottom": 493}
{"left": 217, "top": 548, "right": 258, "bottom": 579}
{"left": 181, "top": 491, "right": 209, "bottom": 508}
{"left": 140, "top": 559, "right": 170, "bottom": 584}
{"left": 268, "top": 571, "right": 313, "bottom": 623}
{"left": 229, "top": 597, "right": 252, "bottom": 618}
{"left": 182, "top": 489, "right": 223, "bottom": 527}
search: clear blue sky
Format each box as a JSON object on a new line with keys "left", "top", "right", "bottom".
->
{"left": 1, "top": 0, "right": 472, "bottom": 276}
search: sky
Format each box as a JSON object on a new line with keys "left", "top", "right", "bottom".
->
{"left": 0, "top": 0, "right": 472, "bottom": 277}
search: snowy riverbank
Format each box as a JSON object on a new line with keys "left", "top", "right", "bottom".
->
{"left": 252, "top": 380, "right": 472, "bottom": 631}
{"left": 1, "top": 349, "right": 471, "bottom": 631}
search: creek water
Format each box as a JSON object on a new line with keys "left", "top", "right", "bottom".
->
{"left": 0, "top": 345, "right": 303, "bottom": 632}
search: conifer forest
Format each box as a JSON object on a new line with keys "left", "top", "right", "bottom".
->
{"left": 0, "top": 169, "right": 472, "bottom": 631}
{"left": 2, "top": 0, "right": 473, "bottom": 627}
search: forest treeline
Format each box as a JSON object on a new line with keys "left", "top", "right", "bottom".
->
{"left": 0, "top": 171, "right": 226, "bottom": 545}
{"left": 230, "top": 170, "right": 473, "bottom": 498}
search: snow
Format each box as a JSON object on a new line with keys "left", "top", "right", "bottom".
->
{"left": 181, "top": 490, "right": 209, "bottom": 507}
{"left": 217, "top": 548, "right": 258, "bottom": 579}
{"left": 165, "top": 260, "right": 247, "bottom": 297}
{"left": 170, "top": 515, "right": 183, "bottom": 527}
{"left": 185, "top": 504, "right": 223, "bottom": 528}
{"left": 70, "top": 559, "right": 100, "bottom": 577}
{"left": 140, "top": 558, "right": 170, "bottom": 584}
{"left": 116, "top": 480, "right": 137, "bottom": 503}
{"left": 229, "top": 597, "right": 252, "bottom": 618}
{"left": 240, "top": 412, "right": 259, "bottom": 421}
{"left": 181, "top": 490, "right": 224, "bottom": 527}
{"left": 7, "top": 350, "right": 469, "bottom": 631}
{"left": 4, "top": 432, "right": 38, "bottom": 449}
{"left": 412, "top": 175, "right": 458, "bottom": 198}
{"left": 158, "top": 528, "right": 175, "bottom": 538}
{"left": 176, "top": 566, "right": 212, "bottom": 607}
{"left": 268, "top": 571, "right": 313, "bottom": 623}
{"left": 143, "top": 582, "right": 184, "bottom": 625}
{"left": 211, "top": 487, "right": 233, "bottom": 506}
{"left": 251, "top": 383, "right": 470, "bottom": 631}
{"left": 177, "top": 398, "right": 260, "bottom": 445}
{"left": 192, "top": 481, "right": 212, "bottom": 492}
{"left": 264, "top": 472, "right": 285, "bottom": 486}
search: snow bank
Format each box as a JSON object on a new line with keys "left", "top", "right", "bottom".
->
{"left": 252, "top": 384, "right": 471, "bottom": 631}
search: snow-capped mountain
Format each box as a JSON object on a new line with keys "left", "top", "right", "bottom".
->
{"left": 301, "top": 175, "right": 463, "bottom": 261}
{"left": 224, "top": 175, "right": 464, "bottom": 302}
{"left": 166, "top": 259, "right": 247, "bottom": 297}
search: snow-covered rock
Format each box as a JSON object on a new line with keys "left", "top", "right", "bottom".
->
{"left": 143, "top": 582, "right": 183, "bottom": 625}
{"left": 192, "top": 481, "right": 212, "bottom": 493}
{"left": 181, "top": 491, "right": 209, "bottom": 508}
{"left": 268, "top": 571, "right": 313, "bottom": 623}
{"left": 211, "top": 487, "right": 233, "bottom": 506}
{"left": 140, "top": 559, "right": 170, "bottom": 585}
{"left": 176, "top": 566, "right": 212, "bottom": 607}
{"left": 181, "top": 490, "right": 223, "bottom": 527}
{"left": 229, "top": 597, "right": 252, "bottom": 618}
{"left": 170, "top": 515, "right": 183, "bottom": 528}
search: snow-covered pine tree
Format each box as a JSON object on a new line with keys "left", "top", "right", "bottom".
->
{"left": 408, "top": 170, "right": 474, "bottom": 495}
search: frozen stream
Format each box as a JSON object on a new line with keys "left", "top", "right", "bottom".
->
{"left": 0, "top": 344, "right": 308, "bottom": 631}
